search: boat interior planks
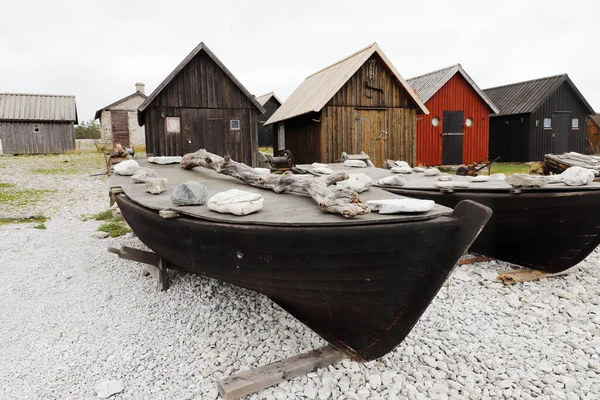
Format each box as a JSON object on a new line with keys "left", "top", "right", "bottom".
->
{"left": 544, "top": 153, "right": 600, "bottom": 176}
{"left": 112, "top": 160, "right": 492, "bottom": 361}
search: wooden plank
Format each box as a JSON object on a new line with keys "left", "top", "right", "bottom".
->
{"left": 218, "top": 345, "right": 345, "bottom": 400}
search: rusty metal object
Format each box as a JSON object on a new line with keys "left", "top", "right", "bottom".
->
{"left": 458, "top": 256, "right": 493, "bottom": 265}
{"left": 456, "top": 157, "right": 500, "bottom": 176}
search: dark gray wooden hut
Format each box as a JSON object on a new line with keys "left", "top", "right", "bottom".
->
{"left": 484, "top": 74, "right": 595, "bottom": 162}
{"left": 0, "top": 93, "right": 78, "bottom": 155}
{"left": 138, "top": 42, "right": 265, "bottom": 166}
{"left": 255, "top": 92, "right": 282, "bottom": 148}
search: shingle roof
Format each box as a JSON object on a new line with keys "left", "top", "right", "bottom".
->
{"left": 266, "top": 43, "right": 427, "bottom": 125}
{"left": 407, "top": 64, "right": 498, "bottom": 113}
{"left": 0, "top": 93, "right": 78, "bottom": 123}
{"left": 94, "top": 91, "right": 147, "bottom": 120}
{"left": 483, "top": 74, "right": 595, "bottom": 116}
{"left": 255, "top": 92, "right": 283, "bottom": 107}
{"left": 138, "top": 42, "right": 265, "bottom": 125}
{"left": 590, "top": 114, "right": 600, "bottom": 128}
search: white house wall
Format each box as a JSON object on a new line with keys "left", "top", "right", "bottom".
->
{"left": 99, "top": 93, "right": 146, "bottom": 149}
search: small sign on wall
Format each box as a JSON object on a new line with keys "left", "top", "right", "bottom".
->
{"left": 278, "top": 123, "right": 285, "bottom": 151}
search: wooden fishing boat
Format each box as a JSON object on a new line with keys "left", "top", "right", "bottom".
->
{"left": 544, "top": 152, "right": 600, "bottom": 176}
{"left": 110, "top": 159, "right": 491, "bottom": 361}
{"left": 299, "top": 164, "right": 600, "bottom": 274}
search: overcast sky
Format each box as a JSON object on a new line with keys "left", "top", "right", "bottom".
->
{"left": 1, "top": 0, "right": 598, "bottom": 122}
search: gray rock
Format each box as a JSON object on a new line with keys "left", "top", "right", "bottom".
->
{"left": 395, "top": 160, "right": 411, "bottom": 168}
{"left": 91, "top": 231, "right": 109, "bottom": 239}
{"left": 377, "top": 175, "right": 406, "bottom": 187}
{"left": 366, "top": 198, "right": 435, "bottom": 214}
{"left": 131, "top": 167, "right": 158, "bottom": 183}
{"left": 148, "top": 156, "right": 182, "bottom": 164}
{"left": 424, "top": 168, "right": 441, "bottom": 176}
{"left": 171, "top": 182, "right": 208, "bottom": 206}
{"left": 391, "top": 166, "right": 412, "bottom": 174}
{"left": 343, "top": 159, "right": 367, "bottom": 168}
{"left": 314, "top": 167, "right": 333, "bottom": 175}
{"left": 368, "top": 373, "right": 382, "bottom": 390}
{"left": 336, "top": 173, "right": 372, "bottom": 193}
{"left": 207, "top": 189, "right": 264, "bottom": 216}
{"left": 312, "top": 162, "right": 328, "bottom": 168}
{"left": 144, "top": 178, "right": 168, "bottom": 194}
{"left": 434, "top": 181, "right": 470, "bottom": 189}
{"left": 113, "top": 160, "right": 139, "bottom": 176}
{"left": 438, "top": 175, "right": 453, "bottom": 181}
{"left": 94, "top": 380, "right": 124, "bottom": 398}
{"left": 506, "top": 174, "right": 547, "bottom": 188}
{"left": 559, "top": 166, "right": 595, "bottom": 186}
{"left": 412, "top": 167, "right": 426, "bottom": 173}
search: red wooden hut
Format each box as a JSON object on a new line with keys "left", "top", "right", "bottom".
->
{"left": 407, "top": 64, "right": 498, "bottom": 166}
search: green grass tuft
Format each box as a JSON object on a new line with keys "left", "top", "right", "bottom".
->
{"left": 0, "top": 215, "right": 48, "bottom": 226}
{"left": 91, "top": 210, "right": 114, "bottom": 221}
{"left": 98, "top": 220, "right": 131, "bottom": 237}
{"left": 33, "top": 222, "right": 47, "bottom": 230}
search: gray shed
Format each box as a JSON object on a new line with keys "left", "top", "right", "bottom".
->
{"left": 0, "top": 93, "right": 78, "bottom": 154}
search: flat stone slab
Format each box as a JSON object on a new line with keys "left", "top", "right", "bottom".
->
{"left": 366, "top": 198, "right": 435, "bottom": 214}
{"left": 343, "top": 160, "right": 367, "bottom": 168}
{"left": 148, "top": 156, "right": 183, "bottom": 165}
{"left": 207, "top": 189, "right": 264, "bottom": 216}
{"left": 336, "top": 173, "right": 372, "bottom": 193}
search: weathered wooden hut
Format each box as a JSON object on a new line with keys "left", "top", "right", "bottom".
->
{"left": 95, "top": 83, "right": 147, "bottom": 149}
{"left": 587, "top": 114, "right": 600, "bottom": 154}
{"left": 407, "top": 64, "right": 498, "bottom": 166}
{"left": 484, "top": 74, "right": 595, "bottom": 162}
{"left": 0, "top": 93, "right": 77, "bottom": 155}
{"left": 138, "top": 42, "right": 265, "bottom": 166}
{"left": 255, "top": 92, "right": 282, "bottom": 148}
{"left": 266, "top": 43, "right": 428, "bottom": 167}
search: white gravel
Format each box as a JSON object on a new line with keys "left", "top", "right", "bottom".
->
{"left": 1, "top": 154, "right": 600, "bottom": 399}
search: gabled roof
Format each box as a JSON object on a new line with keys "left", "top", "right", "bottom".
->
{"left": 94, "top": 91, "right": 147, "bottom": 120}
{"left": 138, "top": 42, "right": 265, "bottom": 125}
{"left": 266, "top": 43, "right": 428, "bottom": 125}
{"left": 589, "top": 114, "right": 600, "bottom": 129}
{"left": 0, "top": 93, "right": 78, "bottom": 123}
{"left": 483, "top": 74, "right": 595, "bottom": 117}
{"left": 407, "top": 64, "right": 499, "bottom": 114}
{"left": 255, "top": 92, "right": 283, "bottom": 107}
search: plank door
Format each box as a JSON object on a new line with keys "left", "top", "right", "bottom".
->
{"left": 552, "top": 112, "right": 570, "bottom": 154}
{"left": 111, "top": 111, "right": 130, "bottom": 147}
{"left": 442, "top": 111, "right": 464, "bottom": 165}
{"left": 356, "top": 110, "right": 387, "bottom": 167}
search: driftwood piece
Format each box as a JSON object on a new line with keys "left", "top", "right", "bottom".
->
{"left": 218, "top": 345, "right": 345, "bottom": 400}
{"left": 181, "top": 149, "right": 369, "bottom": 218}
{"left": 498, "top": 266, "right": 579, "bottom": 285}
{"left": 458, "top": 256, "right": 493, "bottom": 265}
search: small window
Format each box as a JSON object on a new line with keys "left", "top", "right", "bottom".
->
{"left": 543, "top": 118, "right": 552, "bottom": 129}
{"left": 432, "top": 117, "right": 440, "bottom": 127}
{"left": 465, "top": 118, "right": 473, "bottom": 127}
{"left": 230, "top": 120, "right": 240, "bottom": 130}
{"left": 278, "top": 124, "right": 285, "bottom": 151}
{"left": 165, "top": 117, "right": 180, "bottom": 134}
{"left": 572, "top": 118, "right": 579, "bottom": 129}
{"left": 33, "top": 124, "right": 40, "bottom": 133}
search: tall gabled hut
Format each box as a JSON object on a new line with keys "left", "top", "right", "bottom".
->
{"left": 407, "top": 64, "right": 498, "bottom": 166}
{"left": 0, "top": 93, "right": 77, "bottom": 155}
{"left": 255, "top": 92, "right": 282, "bottom": 148}
{"left": 484, "top": 74, "right": 595, "bottom": 162}
{"left": 266, "top": 43, "right": 428, "bottom": 167}
{"left": 138, "top": 42, "right": 265, "bottom": 166}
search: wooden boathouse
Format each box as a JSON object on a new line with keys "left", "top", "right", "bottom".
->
{"left": 95, "top": 83, "right": 147, "bottom": 150}
{"left": 138, "top": 42, "right": 265, "bottom": 166}
{"left": 484, "top": 74, "right": 595, "bottom": 162}
{"left": 255, "top": 92, "right": 282, "bottom": 148}
{"left": 587, "top": 114, "right": 600, "bottom": 154}
{"left": 0, "top": 93, "right": 77, "bottom": 155}
{"left": 407, "top": 64, "right": 498, "bottom": 166}
{"left": 266, "top": 43, "right": 428, "bottom": 167}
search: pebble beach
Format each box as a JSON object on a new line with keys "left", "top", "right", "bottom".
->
{"left": 1, "top": 153, "right": 599, "bottom": 399}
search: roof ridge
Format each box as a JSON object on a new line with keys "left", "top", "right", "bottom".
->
{"left": 0, "top": 93, "right": 76, "bottom": 97}
{"left": 305, "top": 42, "right": 377, "bottom": 79}
{"left": 406, "top": 63, "right": 460, "bottom": 81}
{"left": 484, "top": 73, "right": 567, "bottom": 91}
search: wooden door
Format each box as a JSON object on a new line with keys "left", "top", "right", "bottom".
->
{"left": 356, "top": 110, "right": 387, "bottom": 167}
{"left": 111, "top": 111, "right": 129, "bottom": 147}
{"left": 552, "top": 112, "right": 570, "bottom": 154}
{"left": 442, "top": 111, "right": 464, "bottom": 165}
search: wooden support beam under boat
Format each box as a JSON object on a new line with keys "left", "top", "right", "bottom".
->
{"left": 108, "top": 246, "right": 169, "bottom": 290}
{"left": 218, "top": 345, "right": 345, "bottom": 400}
{"left": 498, "top": 266, "right": 579, "bottom": 285}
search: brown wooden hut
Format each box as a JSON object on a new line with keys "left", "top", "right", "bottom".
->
{"left": 0, "top": 93, "right": 77, "bottom": 155}
{"left": 588, "top": 114, "right": 600, "bottom": 154}
{"left": 266, "top": 43, "right": 428, "bottom": 167}
{"left": 138, "top": 42, "right": 265, "bottom": 166}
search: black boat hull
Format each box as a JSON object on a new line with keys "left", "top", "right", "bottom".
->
{"left": 383, "top": 188, "right": 600, "bottom": 273}
{"left": 116, "top": 195, "right": 491, "bottom": 361}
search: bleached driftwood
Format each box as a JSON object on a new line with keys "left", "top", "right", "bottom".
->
{"left": 181, "top": 149, "right": 369, "bottom": 218}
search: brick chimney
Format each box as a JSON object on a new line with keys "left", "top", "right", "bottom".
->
{"left": 135, "top": 82, "right": 145, "bottom": 95}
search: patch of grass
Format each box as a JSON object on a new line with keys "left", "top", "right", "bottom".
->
{"left": 0, "top": 186, "right": 55, "bottom": 207}
{"left": 487, "top": 163, "right": 531, "bottom": 176}
{"left": 30, "top": 168, "right": 66, "bottom": 174}
{"left": 0, "top": 215, "right": 48, "bottom": 226}
{"left": 90, "top": 210, "right": 113, "bottom": 221}
{"left": 259, "top": 146, "right": 273, "bottom": 156}
{"left": 0, "top": 183, "right": 15, "bottom": 189}
{"left": 33, "top": 222, "right": 47, "bottom": 230}
{"left": 98, "top": 220, "right": 131, "bottom": 237}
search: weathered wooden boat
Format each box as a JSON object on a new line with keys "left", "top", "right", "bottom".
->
{"left": 544, "top": 152, "right": 600, "bottom": 176}
{"left": 110, "top": 159, "right": 491, "bottom": 361}
{"left": 300, "top": 164, "right": 600, "bottom": 274}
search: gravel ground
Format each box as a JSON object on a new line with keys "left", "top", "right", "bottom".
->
{"left": 1, "top": 153, "right": 599, "bottom": 400}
